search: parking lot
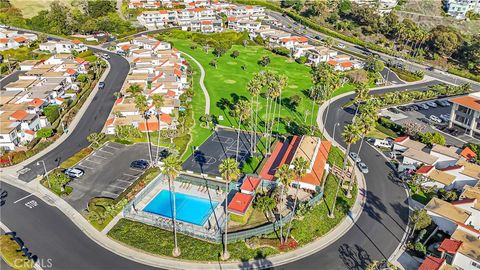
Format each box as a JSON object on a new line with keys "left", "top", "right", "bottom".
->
{"left": 65, "top": 142, "right": 163, "bottom": 211}
{"left": 381, "top": 98, "right": 469, "bottom": 147}
{"left": 182, "top": 127, "right": 261, "bottom": 177}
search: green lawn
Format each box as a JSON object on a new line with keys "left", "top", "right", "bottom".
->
{"left": 0, "top": 235, "right": 34, "bottom": 270}
{"left": 161, "top": 36, "right": 322, "bottom": 134}
{"left": 108, "top": 219, "right": 278, "bottom": 261}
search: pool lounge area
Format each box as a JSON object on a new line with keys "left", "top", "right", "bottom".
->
{"left": 123, "top": 174, "right": 226, "bottom": 241}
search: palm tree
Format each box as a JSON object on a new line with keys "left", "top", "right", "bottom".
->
{"left": 352, "top": 83, "right": 370, "bottom": 121}
{"left": 162, "top": 155, "right": 182, "bottom": 257}
{"left": 234, "top": 100, "right": 251, "bottom": 161}
{"left": 275, "top": 164, "right": 294, "bottom": 244}
{"left": 329, "top": 124, "right": 361, "bottom": 218}
{"left": 247, "top": 78, "right": 261, "bottom": 153}
{"left": 218, "top": 158, "right": 241, "bottom": 261}
{"left": 347, "top": 115, "right": 376, "bottom": 198}
{"left": 151, "top": 93, "right": 165, "bottom": 163}
{"left": 134, "top": 95, "right": 153, "bottom": 164}
{"left": 113, "top": 91, "right": 123, "bottom": 99}
{"left": 127, "top": 83, "right": 142, "bottom": 96}
{"left": 285, "top": 157, "right": 308, "bottom": 242}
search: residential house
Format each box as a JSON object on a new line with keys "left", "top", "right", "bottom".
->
{"left": 393, "top": 136, "right": 427, "bottom": 152}
{"left": 424, "top": 197, "right": 472, "bottom": 234}
{"left": 438, "top": 227, "right": 480, "bottom": 269}
{"left": 402, "top": 148, "right": 439, "bottom": 167}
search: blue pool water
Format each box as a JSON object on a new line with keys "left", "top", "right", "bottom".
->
{"left": 143, "top": 190, "right": 218, "bottom": 226}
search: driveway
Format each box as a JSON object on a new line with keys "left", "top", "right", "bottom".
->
{"left": 65, "top": 142, "right": 163, "bottom": 211}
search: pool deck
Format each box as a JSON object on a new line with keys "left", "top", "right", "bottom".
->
{"left": 136, "top": 179, "right": 225, "bottom": 230}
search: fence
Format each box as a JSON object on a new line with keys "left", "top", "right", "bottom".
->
{"left": 122, "top": 172, "right": 165, "bottom": 216}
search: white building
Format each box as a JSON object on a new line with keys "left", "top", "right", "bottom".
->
{"left": 39, "top": 40, "right": 87, "bottom": 54}
{"left": 445, "top": 0, "right": 480, "bottom": 19}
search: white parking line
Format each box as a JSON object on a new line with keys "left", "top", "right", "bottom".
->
{"left": 104, "top": 144, "right": 121, "bottom": 150}
{"left": 14, "top": 194, "right": 33, "bottom": 204}
{"left": 117, "top": 179, "right": 133, "bottom": 184}
{"left": 101, "top": 191, "right": 118, "bottom": 197}
{"left": 92, "top": 153, "right": 107, "bottom": 159}
{"left": 128, "top": 168, "right": 144, "bottom": 173}
{"left": 85, "top": 158, "right": 102, "bottom": 164}
{"left": 98, "top": 149, "right": 114, "bottom": 155}
{"left": 109, "top": 184, "right": 126, "bottom": 190}
{"left": 78, "top": 163, "right": 94, "bottom": 169}
{"left": 123, "top": 173, "right": 139, "bottom": 178}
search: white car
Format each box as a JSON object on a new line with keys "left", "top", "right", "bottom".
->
{"left": 418, "top": 103, "right": 429, "bottom": 110}
{"left": 349, "top": 152, "right": 361, "bottom": 163}
{"left": 338, "top": 43, "right": 346, "bottom": 49}
{"left": 64, "top": 168, "right": 85, "bottom": 178}
{"left": 429, "top": 115, "right": 442, "bottom": 123}
{"left": 440, "top": 114, "right": 450, "bottom": 122}
{"left": 102, "top": 53, "right": 110, "bottom": 60}
{"left": 426, "top": 101, "right": 437, "bottom": 108}
{"left": 358, "top": 162, "right": 369, "bottom": 174}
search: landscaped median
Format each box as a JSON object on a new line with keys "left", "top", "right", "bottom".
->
{"left": 0, "top": 235, "right": 34, "bottom": 270}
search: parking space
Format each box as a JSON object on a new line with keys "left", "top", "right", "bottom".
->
{"left": 381, "top": 98, "right": 466, "bottom": 147}
{"left": 182, "top": 127, "right": 261, "bottom": 176}
{"left": 65, "top": 142, "right": 163, "bottom": 211}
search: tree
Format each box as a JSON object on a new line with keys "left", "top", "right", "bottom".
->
{"left": 330, "top": 124, "right": 361, "bottom": 218}
{"left": 258, "top": 56, "right": 271, "bottom": 67}
{"left": 86, "top": 132, "right": 105, "bottom": 148}
{"left": 419, "top": 131, "right": 446, "bottom": 146}
{"left": 247, "top": 76, "right": 262, "bottom": 153}
{"left": 162, "top": 155, "right": 182, "bottom": 257}
{"left": 234, "top": 100, "right": 250, "bottom": 161}
{"left": 218, "top": 158, "right": 241, "bottom": 260}
{"left": 151, "top": 93, "right": 165, "bottom": 163}
{"left": 346, "top": 70, "right": 369, "bottom": 84}
{"left": 43, "top": 105, "right": 60, "bottom": 123}
{"left": 439, "top": 189, "right": 458, "bottom": 201}
{"left": 127, "top": 83, "right": 142, "bottom": 96}
{"left": 410, "top": 209, "right": 431, "bottom": 231}
{"left": 275, "top": 164, "right": 294, "bottom": 244}
{"left": 254, "top": 195, "right": 276, "bottom": 220}
{"left": 324, "top": 37, "right": 335, "bottom": 48}
{"left": 36, "top": 128, "right": 53, "bottom": 138}
{"left": 272, "top": 47, "right": 291, "bottom": 57}
{"left": 47, "top": 172, "right": 70, "bottom": 191}
{"left": 429, "top": 25, "right": 461, "bottom": 57}
{"left": 209, "top": 59, "right": 217, "bottom": 68}
{"left": 365, "top": 56, "right": 385, "bottom": 73}
{"left": 213, "top": 42, "right": 228, "bottom": 57}
{"left": 230, "top": 50, "right": 240, "bottom": 58}
{"left": 285, "top": 157, "right": 308, "bottom": 242}
{"left": 295, "top": 56, "right": 307, "bottom": 64}
{"left": 87, "top": 0, "right": 115, "bottom": 18}
{"left": 338, "top": 0, "right": 352, "bottom": 17}
{"left": 134, "top": 95, "right": 153, "bottom": 164}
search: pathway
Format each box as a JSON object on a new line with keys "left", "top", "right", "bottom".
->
{"left": 180, "top": 51, "right": 210, "bottom": 115}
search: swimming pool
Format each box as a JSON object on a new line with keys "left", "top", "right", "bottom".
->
{"left": 143, "top": 190, "right": 218, "bottom": 226}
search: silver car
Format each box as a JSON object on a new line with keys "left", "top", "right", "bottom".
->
{"left": 349, "top": 152, "right": 361, "bottom": 163}
{"left": 358, "top": 162, "right": 369, "bottom": 174}
{"left": 64, "top": 168, "right": 85, "bottom": 178}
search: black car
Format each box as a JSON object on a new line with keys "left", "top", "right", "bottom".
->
{"left": 130, "top": 160, "right": 149, "bottom": 170}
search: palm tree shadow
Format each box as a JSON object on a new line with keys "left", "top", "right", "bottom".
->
{"left": 238, "top": 250, "right": 274, "bottom": 270}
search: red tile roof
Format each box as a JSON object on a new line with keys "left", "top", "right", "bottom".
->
{"left": 300, "top": 141, "right": 331, "bottom": 186}
{"left": 438, "top": 238, "right": 462, "bottom": 254}
{"left": 201, "top": 20, "right": 213, "bottom": 25}
{"left": 327, "top": 60, "right": 337, "bottom": 66}
{"left": 240, "top": 176, "right": 261, "bottom": 193}
{"left": 174, "top": 68, "right": 182, "bottom": 77}
{"left": 418, "top": 256, "right": 445, "bottom": 270}
{"left": 121, "top": 44, "right": 131, "bottom": 51}
{"left": 14, "top": 37, "right": 27, "bottom": 43}
{"left": 65, "top": 68, "right": 76, "bottom": 75}
{"left": 340, "top": 61, "right": 353, "bottom": 68}
{"left": 10, "top": 110, "right": 28, "bottom": 120}
{"left": 160, "top": 114, "right": 172, "bottom": 125}
{"left": 450, "top": 198, "right": 475, "bottom": 205}
{"left": 24, "top": 130, "right": 35, "bottom": 135}
{"left": 138, "top": 115, "right": 172, "bottom": 131}
{"left": 228, "top": 192, "right": 254, "bottom": 214}
{"left": 417, "top": 165, "right": 434, "bottom": 174}
{"left": 75, "top": 57, "right": 86, "bottom": 64}
{"left": 394, "top": 136, "right": 409, "bottom": 143}
{"left": 259, "top": 136, "right": 301, "bottom": 181}
{"left": 29, "top": 98, "right": 44, "bottom": 108}
{"left": 450, "top": 96, "right": 480, "bottom": 111}
{"left": 166, "top": 90, "right": 176, "bottom": 97}
{"left": 0, "top": 38, "right": 9, "bottom": 44}
{"left": 280, "top": 36, "right": 308, "bottom": 43}
{"left": 105, "top": 118, "right": 114, "bottom": 126}
{"left": 460, "top": 147, "right": 477, "bottom": 159}
{"left": 71, "top": 39, "right": 82, "bottom": 45}
{"left": 115, "top": 97, "right": 123, "bottom": 105}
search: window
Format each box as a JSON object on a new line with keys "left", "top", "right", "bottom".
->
{"left": 0, "top": 135, "right": 3, "bottom": 139}
{"left": 472, "top": 261, "right": 480, "bottom": 269}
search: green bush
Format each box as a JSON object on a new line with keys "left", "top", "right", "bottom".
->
{"left": 36, "top": 128, "right": 54, "bottom": 138}
{"left": 448, "top": 67, "right": 480, "bottom": 83}
{"left": 271, "top": 46, "right": 291, "bottom": 57}
{"left": 295, "top": 56, "right": 307, "bottom": 64}
{"left": 390, "top": 67, "right": 424, "bottom": 82}
{"left": 43, "top": 105, "right": 60, "bottom": 123}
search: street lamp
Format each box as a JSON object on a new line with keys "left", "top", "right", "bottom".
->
{"left": 36, "top": 160, "right": 50, "bottom": 188}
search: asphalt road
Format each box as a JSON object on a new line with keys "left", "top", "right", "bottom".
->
{"left": 0, "top": 181, "right": 158, "bottom": 270}
{"left": 16, "top": 49, "right": 130, "bottom": 182}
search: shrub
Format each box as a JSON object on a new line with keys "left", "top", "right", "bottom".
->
{"left": 36, "top": 128, "right": 54, "bottom": 138}
{"left": 419, "top": 131, "right": 446, "bottom": 146}
{"left": 271, "top": 47, "right": 291, "bottom": 57}
{"left": 295, "top": 56, "right": 307, "bottom": 64}
{"left": 414, "top": 242, "right": 426, "bottom": 256}
{"left": 258, "top": 56, "right": 271, "bottom": 66}
{"left": 43, "top": 105, "right": 60, "bottom": 123}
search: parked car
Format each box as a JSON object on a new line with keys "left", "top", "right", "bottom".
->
{"left": 419, "top": 118, "right": 430, "bottom": 124}
{"left": 398, "top": 106, "right": 408, "bottom": 111}
{"left": 315, "top": 35, "right": 322, "bottom": 40}
{"left": 436, "top": 100, "right": 448, "bottom": 107}
{"left": 349, "top": 152, "right": 361, "bottom": 163}
{"left": 64, "top": 168, "right": 85, "bottom": 178}
{"left": 426, "top": 101, "right": 437, "bottom": 108}
{"left": 98, "top": 81, "right": 105, "bottom": 89}
{"left": 410, "top": 105, "right": 419, "bottom": 111}
{"left": 418, "top": 103, "right": 429, "bottom": 110}
{"left": 102, "top": 53, "right": 110, "bottom": 60}
{"left": 131, "top": 159, "right": 149, "bottom": 170}
{"left": 358, "top": 162, "right": 369, "bottom": 174}
{"left": 338, "top": 43, "right": 346, "bottom": 49}
{"left": 429, "top": 115, "right": 442, "bottom": 123}
{"left": 374, "top": 139, "right": 393, "bottom": 148}
{"left": 387, "top": 107, "right": 402, "bottom": 114}
{"left": 366, "top": 137, "right": 376, "bottom": 143}
{"left": 440, "top": 114, "right": 450, "bottom": 122}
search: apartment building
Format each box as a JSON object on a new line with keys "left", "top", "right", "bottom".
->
{"left": 39, "top": 39, "right": 87, "bottom": 54}
{"left": 445, "top": 0, "right": 480, "bottom": 19}
{"left": 449, "top": 93, "right": 480, "bottom": 139}
{"left": 0, "top": 29, "right": 37, "bottom": 51}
